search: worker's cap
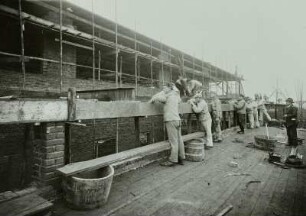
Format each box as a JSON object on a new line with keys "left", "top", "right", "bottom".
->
{"left": 245, "top": 96, "right": 251, "bottom": 101}
{"left": 286, "top": 98, "right": 294, "bottom": 103}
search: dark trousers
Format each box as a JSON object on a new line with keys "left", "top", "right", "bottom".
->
{"left": 237, "top": 114, "right": 246, "bottom": 132}
{"left": 286, "top": 125, "right": 298, "bottom": 146}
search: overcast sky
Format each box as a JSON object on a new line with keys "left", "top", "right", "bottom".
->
{"left": 68, "top": 0, "right": 306, "bottom": 101}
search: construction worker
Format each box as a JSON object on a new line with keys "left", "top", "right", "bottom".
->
{"left": 234, "top": 94, "right": 246, "bottom": 134}
{"left": 245, "top": 97, "right": 254, "bottom": 129}
{"left": 175, "top": 76, "right": 203, "bottom": 97}
{"left": 189, "top": 93, "right": 213, "bottom": 149}
{"left": 256, "top": 94, "right": 272, "bottom": 125}
{"left": 149, "top": 83, "right": 185, "bottom": 166}
{"left": 252, "top": 96, "right": 260, "bottom": 128}
{"left": 284, "top": 98, "right": 298, "bottom": 155}
{"left": 210, "top": 92, "right": 223, "bottom": 142}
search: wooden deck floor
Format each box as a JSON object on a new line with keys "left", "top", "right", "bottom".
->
{"left": 54, "top": 127, "right": 306, "bottom": 216}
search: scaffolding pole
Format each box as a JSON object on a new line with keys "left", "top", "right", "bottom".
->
{"left": 120, "top": 56, "right": 122, "bottom": 87}
{"left": 59, "top": 0, "right": 63, "bottom": 93}
{"left": 91, "top": 0, "right": 95, "bottom": 89}
{"left": 18, "top": 0, "right": 26, "bottom": 91}
{"left": 115, "top": 0, "right": 118, "bottom": 88}
{"left": 98, "top": 50, "right": 101, "bottom": 80}
{"left": 134, "top": 29, "right": 138, "bottom": 95}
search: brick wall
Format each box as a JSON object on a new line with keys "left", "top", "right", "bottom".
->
{"left": 68, "top": 116, "right": 166, "bottom": 163}
{"left": 33, "top": 123, "right": 65, "bottom": 187}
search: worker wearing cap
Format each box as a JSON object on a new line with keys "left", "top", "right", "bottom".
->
{"left": 234, "top": 94, "right": 246, "bottom": 134}
{"left": 149, "top": 83, "right": 185, "bottom": 166}
{"left": 245, "top": 97, "right": 255, "bottom": 129}
{"left": 189, "top": 93, "right": 213, "bottom": 148}
{"left": 210, "top": 92, "right": 223, "bottom": 142}
{"left": 284, "top": 98, "right": 298, "bottom": 154}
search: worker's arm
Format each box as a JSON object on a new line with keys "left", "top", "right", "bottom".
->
{"left": 234, "top": 101, "right": 245, "bottom": 110}
{"left": 191, "top": 100, "right": 206, "bottom": 113}
{"left": 148, "top": 91, "right": 167, "bottom": 104}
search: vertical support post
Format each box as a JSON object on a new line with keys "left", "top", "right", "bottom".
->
{"left": 160, "top": 40, "right": 164, "bottom": 86}
{"left": 134, "top": 30, "right": 138, "bottom": 95}
{"left": 67, "top": 87, "right": 76, "bottom": 121}
{"left": 98, "top": 50, "right": 101, "bottom": 81}
{"left": 91, "top": 0, "right": 95, "bottom": 89}
{"left": 116, "top": 118, "right": 119, "bottom": 153}
{"left": 151, "top": 120, "right": 155, "bottom": 143}
{"left": 134, "top": 117, "right": 140, "bottom": 146}
{"left": 135, "top": 53, "right": 138, "bottom": 96}
{"left": 18, "top": 0, "right": 26, "bottom": 91}
{"left": 59, "top": 0, "right": 63, "bottom": 93}
{"left": 115, "top": 0, "right": 118, "bottom": 87}
{"left": 120, "top": 56, "right": 123, "bottom": 87}
{"left": 162, "top": 62, "right": 164, "bottom": 85}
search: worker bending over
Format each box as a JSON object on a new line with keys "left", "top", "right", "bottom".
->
{"left": 189, "top": 93, "right": 213, "bottom": 149}
{"left": 149, "top": 83, "right": 185, "bottom": 166}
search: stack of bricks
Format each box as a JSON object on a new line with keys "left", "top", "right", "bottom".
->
{"left": 33, "top": 123, "right": 65, "bottom": 187}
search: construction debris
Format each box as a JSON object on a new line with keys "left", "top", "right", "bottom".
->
{"left": 225, "top": 172, "right": 251, "bottom": 177}
{"left": 228, "top": 161, "right": 239, "bottom": 168}
{"left": 215, "top": 204, "right": 233, "bottom": 216}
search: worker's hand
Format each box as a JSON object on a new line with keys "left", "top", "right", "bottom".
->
{"left": 283, "top": 114, "right": 287, "bottom": 117}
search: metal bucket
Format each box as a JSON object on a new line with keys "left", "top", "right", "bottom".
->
{"left": 63, "top": 165, "right": 114, "bottom": 210}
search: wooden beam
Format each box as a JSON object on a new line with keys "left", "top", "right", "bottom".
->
{"left": 57, "top": 132, "right": 204, "bottom": 176}
{"left": 0, "top": 99, "right": 234, "bottom": 124}
{"left": 0, "top": 99, "right": 67, "bottom": 124}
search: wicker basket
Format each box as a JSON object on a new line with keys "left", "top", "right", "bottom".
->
{"left": 254, "top": 135, "right": 277, "bottom": 151}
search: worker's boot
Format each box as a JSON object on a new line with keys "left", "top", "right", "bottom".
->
{"left": 178, "top": 158, "right": 184, "bottom": 165}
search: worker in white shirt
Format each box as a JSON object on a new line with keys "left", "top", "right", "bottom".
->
{"left": 189, "top": 93, "right": 213, "bottom": 149}
{"left": 149, "top": 83, "right": 185, "bottom": 166}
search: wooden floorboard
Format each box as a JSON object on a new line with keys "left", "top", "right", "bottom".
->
{"left": 53, "top": 127, "right": 306, "bottom": 216}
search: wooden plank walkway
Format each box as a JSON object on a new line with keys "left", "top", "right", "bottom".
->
{"left": 53, "top": 127, "right": 306, "bottom": 216}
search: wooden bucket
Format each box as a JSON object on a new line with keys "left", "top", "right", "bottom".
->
{"left": 254, "top": 135, "right": 277, "bottom": 151}
{"left": 62, "top": 165, "right": 114, "bottom": 210}
{"left": 185, "top": 139, "right": 205, "bottom": 162}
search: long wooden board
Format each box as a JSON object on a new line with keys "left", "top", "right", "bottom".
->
{"left": 0, "top": 99, "right": 234, "bottom": 124}
{"left": 57, "top": 132, "right": 204, "bottom": 176}
{"left": 0, "top": 99, "right": 67, "bottom": 124}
